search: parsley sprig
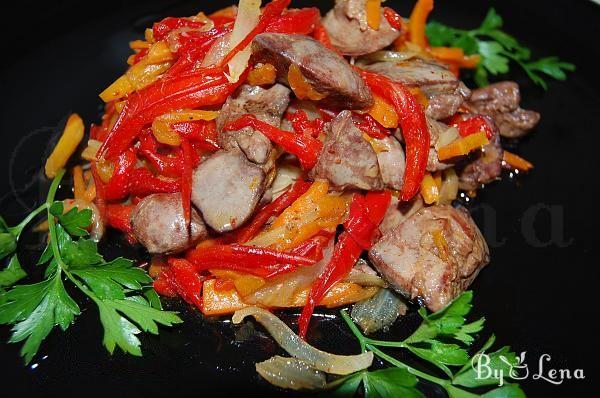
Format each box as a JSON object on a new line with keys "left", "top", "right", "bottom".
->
{"left": 0, "top": 169, "right": 182, "bottom": 364}
{"left": 333, "top": 291, "right": 525, "bottom": 398}
{"left": 426, "top": 8, "right": 575, "bottom": 89}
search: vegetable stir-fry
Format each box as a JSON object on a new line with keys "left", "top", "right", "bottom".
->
{"left": 0, "top": 0, "right": 572, "bottom": 395}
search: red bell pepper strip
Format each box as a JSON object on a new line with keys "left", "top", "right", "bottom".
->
{"left": 105, "top": 204, "right": 135, "bottom": 235}
{"left": 138, "top": 132, "right": 185, "bottom": 177}
{"left": 187, "top": 244, "right": 315, "bottom": 269}
{"left": 352, "top": 113, "right": 391, "bottom": 139}
{"left": 98, "top": 68, "right": 239, "bottom": 160}
{"left": 128, "top": 168, "right": 180, "bottom": 197}
{"left": 157, "top": 258, "right": 205, "bottom": 309}
{"left": 285, "top": 110, "right": 325, "bottom": 138}
{"left": 171, "top": 120, "right": 220, "bottom": 151}
{"left": 180, "top": 139, "right": 194, "bottom": 225}
{"left": 446, "top": 114, "right": 494, "bottom": 139}
{"left": 219, "top": 0, "right": 291, "bottom": 67}
{"left": 153, "top": 17, "right": 208, "bottom": 41}
{"left": 298, "top": 191, "right": 391, "bottom": 338}
{"left": 288, "top": 232, "right": 334, "bottom": 262}
{"left": 165, "top": 26, "right": 232, "bottom": 77}
{"left": 153, "top": 269, "right": 178, "bottom": 297}
{"left": 360, "top": 70, "right": 430, "bottom": 201}
{"left": 383, "top": 7, "right": 404, "bottom": 31}
{"left": 265, "top": 8, "right": 321, "bottom": 35}
{"left": 233, "top": 180, "right": 311, "bottom": 244}
{"left": 95, "top": 149, "right": 137, "bottom": 201}
{"left": 224, "top": 114, "right": 322, "bottom": 170}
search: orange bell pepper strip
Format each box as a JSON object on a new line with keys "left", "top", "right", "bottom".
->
{"left": 503, "top": 150, "right": 534, "bottom": 171}
{"left": 247, "top": 63, "right": 277, "bottom": 86}
{"left": 366, "top": 0, "right": 382, "bottom": 30}
{"left": 408, "top": 0, "right": 434, "bottom": 49}
{"left": 437, "top": 131, "right": 489, "bottom": 161}
{"left": 360, "top": 70, "right": 430, "bottom": 201}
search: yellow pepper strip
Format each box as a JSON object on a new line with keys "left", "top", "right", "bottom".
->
{"left": 99, "top": 58, "right": 172, "bottom": 102}
{"left": 363, "top": 133, "right": 392, "bottom": 154}
{"left": 247, "top": 63, "right": 277, "bottom": 86}
{"left": 129, "top": 40, "right": 149, "bottom": 50}
{"left": 45, "top": 114, "right": 85, "bottom": 179}
{"left": 408, "top": 87, "right": 429, "bottom": 108}
{"left": 156, "top": 109, "right": 220, "bottom": 123}
{"left": 99, "top": 75, "right": 133, "bottom": 103}
{"left": 248, "top": 180, "right": 349, "bottom": 250}
{"left": 420, "top": 173, "right": 439, "bottom": 204}
{"left": 146, "top": 41, "right": 174, "bottom": 64}
{"left": 84, "top": 181, "right": 96, "bottom": 203}
{"left": 503, "top": 150, "right": 534, "bottom": 171}
{"left": 144, "top": 28, "right": 155, "bottom": 43}
{"left": 368, "top": 94, "right": 399, "bottom": 128}
{"left": 433, "top": 170, "right": 442, "bottom": 190}
{"left": 366, "top": 0, "right": 382, "bottom": 31}
{"left": 151, "top": 119, "right": 182, "bottom": 146}
{"left": 408, "top": 0, "right": 434, "bottom": 49}
{"left": 202, "top": 279, "right": 378, "bottom": 315}
{"left": 287, "top": 64, "right": 327, "bottom": 101}
{"left": 210, "top": 270, "right": 266, "bottom": 298}
{"left": 73, "top": 166, "right": 86, "bottom": 201}
{"left": 202, "top": 279, "right": 247, "bottom": 316}
{"left": 150, "top": 110, "right": 219, "bottom": 146}
{"left": 437, "top": 131, "right": 489, "bottom": 161}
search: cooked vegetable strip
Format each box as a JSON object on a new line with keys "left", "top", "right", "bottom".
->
{"left": 226, "top": 0, "right": 262, "bottom": 83}
{"left": 45, "top": 114, "right": 85, "bottom": 179}
{"left": 298, "top": 191, "right": 391, "bottom": 338}
{"left": 232, "top": 306, "right": 373, "bottom": 375}
{"left": 220, "top": 0, "right": 291, "bottom": 67}
{"left": 99, "top": 68, "right": 240, "bottom": 160}
{"left": 420, "top": 173, "right": 439, "bottom": 204}
{"left": 503, "top": 150, "right": 533, "bottom": 171}
{"left": 234, "top": 180, "right": 311, "bottom": 244}
{"left": 360, "top": 70, "right": 430, "bottom": 201}
{"left": 437, "top": 131, "right": 489, "bottom": 161}
{"left": 248, "top": 180, "right": 347, "bottom": 251}
{"left": 187, "top": 244, "right": 316, "bottom": 277}
{"left": 365, "top": 0, "right": 382, "bottom": 31}
{"left": 408, "top": 0, "right": 433, "bottom": 48}
{"left": 224, "top": 114, "right": 323, "bottom": 170}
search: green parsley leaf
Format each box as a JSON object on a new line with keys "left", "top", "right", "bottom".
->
{"left": 1, "top": 171, "right": 181, "bottom": 364}
{"left": 50, "top": 202, "right": 93, "bottom": 237}
{"left": 96, "top": 298, "right": 182, "bottom": 356}
{"left": 426, "top": 8, "right": 575, "bottom": 89}
{"left": 331, "top": 369, "right": 424, "bottom": 398}
{"left": 0, "top": 273, "right": 79, "bottom": 363}
{"left": 0, "top": 255, "right": 27, "bottom": 287}
{"left": 363, "top": 368, "right": 424, "bottom": 398}
{"left": 0, "top": 232, "right": 18, "bottom": 261}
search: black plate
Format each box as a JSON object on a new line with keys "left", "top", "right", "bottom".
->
{"left": 1, "top": 1, "right": 598, "bottom": 397}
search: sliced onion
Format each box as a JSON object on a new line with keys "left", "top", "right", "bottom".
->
{"left": 256, "top": 356, "right": 326, "bottom": 390}
{"left": 244, "top": 241, "right": 333, "bottom": 307}
{"left": 226, "top": 0, "right": 262, "bottom": 83}
{"left": 356, "top": 50, "right": 420, "bottom": 66}
{"left": 438, "top": 168, "right": 459, "bottom": 205}
{"left": 350, "top": 288, "right": 408, "bottom": 334}
{"left": 233, "top": 307, "right": 373, "bottom": 375}
{"left": 435, "top": 125, "right": 459, "bottom": 151}
{"left": 269, "top": 162, "right": 303, "bottom": 200}
{"left": 343, "top": 259, "right": 386, "bottom": 287}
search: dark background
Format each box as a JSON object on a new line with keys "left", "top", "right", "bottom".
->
{"left": 0, "top": 0, "right": 599, "bottom": 397}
